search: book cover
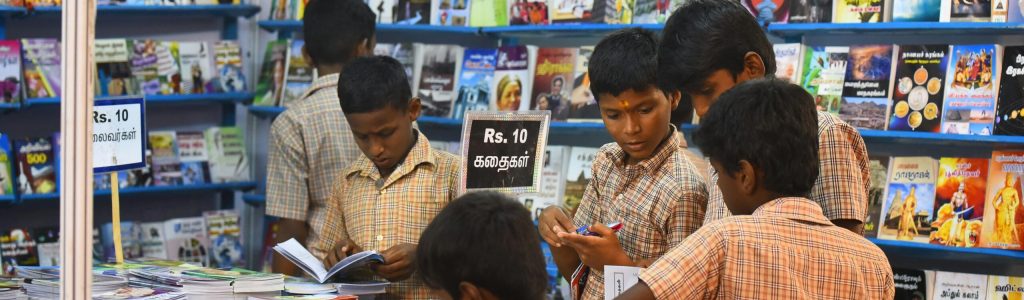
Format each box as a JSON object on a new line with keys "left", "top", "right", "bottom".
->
{"left": 600, "top": 0, "right": 635, "bottom": 24}
{"left": 178, "top": 42, "right": 214, "bottom": 95}
{"left": 32, "top": 228, "right": 58, "bottom": 267}
{"left": 101, "top": 222, "right": 144, "bottom": 262}
{"left": 788, "top": 0, "right": 832, "bottom": 23}
{"left": 491, "top": 46, "right": 532, "bottom": 111}
{"left": 888, "top": 45, "right": 951, "bottom": 133}
{"left": 930, "top": 157, "right": 988, "bottom": 247}
{"left": 470, "top": 0, "right": 510, "bottom": 26}
{"left": 1010, "top": 0, "right": 1024, "bottom": 22}
{"left": 254, "top": 40, "right": 288, "bottom": 107}
{"left": 879, "top": 157, "right": 938, "bottom": 242}
{"left": 140, "top": 222, "right": 168, "bottom": 259}
{"left": 531, "top": 48, "right": 577, "bottom": 121}
{"left": 800, "top": 46, "right": 849, "bottom": 115}
{"left": 567, "top": 46, "right": 600, "bottom": 121}
{"left": 934, "top": 272, "right": 988, "bottom": 300}
{"left": 894, "top": 268, "right": 930, "bottom": 300}
{"left": 213, "top": 41, "right": 246, "bottom": 93}
{"left": 0, "top": 41, "right": 19, "bottom": 104}
{"left": 396, "top": 0, "right": 432, "bottom": 24}
{"left": 205, "top": 127, "right": 251, "bottom": 183}
{"left": 942, "top": 45, "right": 997, "bottom": 135}
{"left": 948, "top": 0, "right": 992, "bottom": 21}
{"left": 96, "top": 39, "right": 138, "bottom": 97}
{"left": 774, "top": 43, "right": 803, "bottom": 84}
{"left": 841, "top": 44, "right": 894, "bottom": 130}
{"left": 369, "top": 0, "right": 397, "bottom": 23}
{"left": 564, "top": 146, "right": 598, "bottom": 213}
{"left": 893, "top": 0, "right": 942, "bottom": 21}
{"left": 130, "top": 40, "right": 161, "bottom": 96}
{"left": 204, "top": 210, "right": 244, "bottom": 268}
{"left": 432, "top": 0, "right": 472, "bottom": 25}
{"left": 15, "top": 137, "right": 56, "bottom": 195}
{"left": 982, "top": 151, "right": 1024, "bottom": 250}
{"left": 156, "top": 41, "right": 180, "bottom": 95}
{"left": 833, "top": 0, "right": 886, "bottom": 22}
{"left": 281, "top": 40, "right": 313, "bottom": 107}
{"left": 510, "top": 0, "right": 550, "bottom": 24}
{"left": 631, "top": 0, "right": 656, "bottom": 23}
{"left": 148, "top": 131, "right": 182, "bottom": 186}
{"left": 415, "top": 44, "right": 463, "bottom": 117}
{"left": 550, "top": 0, "right": 596, "bottom": 23}
{"left": 177, "top": 131, "right": 209, "bottom": 185}
{"left": 996, "top": 46, "right": 1024, "bottom": 135}
{"left": 988, "top": 275, "right": 1024, "bottom": 300}
{"left": 451, "top": 48, "right": 498, "bottom": 119}
{"left": 0, "top": 133, "right": 12, "bottom": 196}
{"left": 742, "top": 0, "right": 790, "bottom": 24}
{"left": 519, "top": 145, "right": 568, "bottom": 221}
{"left": 163, "top": 217, "right": 210, "bottom": 267}
{"left": 865, "top": 156, "right": 889, "bottom": 238}
{"left": 21, "top": 39, "right": 60, "bottom": 99}
{"left": 994, "top": 0, "right": 1009, "bottom": 21}
{"left": 0, "top": 229, "right": 37, "bottom": 271}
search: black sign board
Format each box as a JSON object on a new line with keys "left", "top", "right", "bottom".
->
{"left": 459, "top": 111, "right": 550, "bottom": 193}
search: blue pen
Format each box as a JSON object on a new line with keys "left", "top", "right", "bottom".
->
{"left": 575, "top": 222, "right": 623, "bottom": 236}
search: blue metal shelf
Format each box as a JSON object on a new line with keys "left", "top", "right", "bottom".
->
{"left": 243, "top": 194, "right": 265, "bottom": 204}
{"left": 859, "top": 129, "right": 1024, "bottom": 148}
{"left": 258, "top": 21, "right": 482, "bottom": 34}
{"left": 482, "top": 23, "right": 663, "bottom": 38}
{"left": 0, "top": 194, "right": 15, "bottom": 203}
{"left": 257, "top": 20, "right": 302, "bottom": 32}
{"left": 0, "top": 5, "right": 24, "bottom": 18}
{"left": 18, "top": 181, "right": 258, "bottom": 202}
{"left": 248, "top": 105, "right": 286, "bottom": 118}
{"left": 870, "top": 238, "right": 1024, "bottom": 276}
{"left": 768, "top": 22, "right": 1024, "bottom": 37}
{"left": 0, "top": 102, "right": 18, "bottom": 110}
{"left": 30, "top": 4, "right": 261, "bottom": 18}
{"left": 21, "top": 93, "right": 254, "bottom": 108}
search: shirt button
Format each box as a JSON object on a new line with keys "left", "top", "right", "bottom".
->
{"left": 376, "top": 235, "right": 384, "bottom": 241}
{"left": 380, "top": 189, "right": 386, "bottom": 195}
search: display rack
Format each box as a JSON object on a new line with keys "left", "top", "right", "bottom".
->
{"left": 768, "top": 22, "right": 1024, "bottom": 38}
{"left": 12, "top": 92, "right": 256, "bottom": 108}
{"left": 29, "top": 4, "right": 261, "bottom": 17}
{"left": 9, "top": 182, "right": 258, "bottom": 203}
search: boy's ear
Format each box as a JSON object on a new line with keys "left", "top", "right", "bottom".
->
{"left": 458, "top": 282, "right": 483, "bottom": 300}
{"left": 356, "top": 37, "right": 376, "bottom": 58}
{"left": 742, "top": 51, "right": 767, "bottom": 80}
{"left": 737, "top": 160, "right": 757, "bottom": 196}
{"left": 668, "top": 90, "right": 681, "bottom": 111}
{"left": 301, "top": 44, "right": 315, "bottom": 67}
{"left": 408, "top": 97, "right": 423, "bottom": 121}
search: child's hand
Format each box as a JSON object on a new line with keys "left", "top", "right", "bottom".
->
{"left": 538, "top": 206, "right": 575, "bottom": 247}
{"left": 376, "top": 243, "right": 416, "bottom": 282}
{"left": 324, "top": 239, "right": 363, "bottom": 267}
{"left": 557, "top": 223, "right": 633, "bottom": 270}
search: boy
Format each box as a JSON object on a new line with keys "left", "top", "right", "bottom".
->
{"left": 538, "top": 28, "right": 708, "bottom": 300}
{"left": 416, "top": 191, "right": 549, "bottom": 300}
{"left": 618, "top": 79, "right": 894, "bottom": 300}
{"left": 265, "top": 0, "right": 376, "bottom": 275}
{"left": 315, "top": 56, "right": 461, "bottom": 299}
{"left": 659, "top": 0, "right": 870, "bottom": 233}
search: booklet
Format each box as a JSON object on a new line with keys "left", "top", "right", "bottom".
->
{"left": 337, "top": 281, "right": 390, "bottom": 296}
{"left": 272, "top": 238, "right": 384, "bottom": 284}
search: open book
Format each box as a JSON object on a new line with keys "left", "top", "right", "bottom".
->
{"left": 272, "top": 238, "right": 384, "bottom": 284}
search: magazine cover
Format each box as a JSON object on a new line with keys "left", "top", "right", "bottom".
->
{"left": 0, "top": 133, "right": 12, "bottom": 196}
{"left": 893, "top": 0, "right": 942, "bottom": 21}
{"left": 930, "top": 157, "right": 988, "bottom": 247}
{"left": 567, "top": 46, "right": 600, "bottom": 121}
{"left": 369, "top": 0, "right": 397, "bottom": 23}
{"left": 205, "top": 127, "right": 250, "bottom": 183}
{"left": 509, "top": 0, "right": 549, "bottom": 24}
{"left": 396, "top": 0, "right": 432, "bottom": 24}
{"left": 204, "top": 210, "right": 244, "bottom": 268}
{"left": 550, "top": 0, "right": 596, "bottom": 23}
{"left": 415, "top": 44, "right": 462, "bottom": 117}
{"left": 519, "top": 145, "right": 568, "bottom": 221}
{"left": 213, "top": 41, "right": 246, "bottom": 93}
{"left": 841, "top": 44, "right": 893, "bottom": 130}
{"left": 0, "top": 41, "right": 20, "bottom": 104}
{"left": 32, "top": 228, "right": 58, "bottom": 267}
{"left": 451, "top": 48, "right": 498, "bottom": 119}
{"left": 101, "top": 222, "right": 143, "bottom": 262}
{"left": 178, "top": 42, "right": 214, "bottom": 95}
{"left": 0, "top": 229, "right": 37, "bottom": 272}
{"left": 893, "top": 268, "right": 930, "bottom": 300}
{"left": 1010, "top": 0, "right": 1024, "bottom": 22}
{"left": 15, "top": 137, "right": 56, "bottom": 195}
{"left": 988, "top": 275, "right": 1024, "bottom": 300}
{"left": 491, "top": 46, "right": 532, "bottom": 111}
{"left": 130, "top": 40, "right": 161, "bottom": 96}
{"left": 941, "top": 45, "right": 997, "bottom": 135}
{"left": 253, "top": 40, "right": 288, "bottom": 107}
{"left": 833, "top": 0, "right": 886, "bottom": 22}
{"left": 531, "top": 48, "right": 577, "bottom": 121}
{"left": 879, "top": 157, "right": 938, "bottom": 243}
{"left": 96, "top": 39, "right": 138, "bottom": 97}
{"left": 888, "top": 45, "right": 951, "bottom": 133}
{"left": 996, "top": 46, "right": 1024, "bottom": 135}
{"left": 995, "top": 0, "right": 1009, "bottom": 21}
{"left": 177, "top": 131, "right": 210, "bottom": 185}
{"left": 163, "top": 217, "right": 210, "bottom": 267}
{"left": 865, "top": 156, "right": 889, "bottom": 238}
{"left": 948, "top": 0, "right": 992, "bottom": 21}
{"left": 281, "top": 40, "right": 313, "bottom": 107}
{"left": 603, "top": 0, "right": 635, "bottom": 24}
{"left": 741, "top": 0, "right": 789, "bottom": 24}
{"left": 774, "top": 43, "right": 803, "bottom": 84}
{"left": 787, "top": 0, "right": 832, "bottom": 23}
{"left": 469, "top": 0, "right": 510, "bottom": 26}
{"left": 933, "top": 271, "right": 988, "bottom": 300}
{"left": 140, "top": 222, "right": 168, "bottom": 259}
{"left": 564, "top": 146, "right": 598, "bottom": 213}
{"left": 21, "top": 38, "right": 60, "bottom": 99}
{"left": 149, "top": 131, "right": 182, "bottom": 187}
{"left": 432, "top": 0, "right": 471, "bottom": 25}
{"left": 801, "top": 46, "right": 849, "bottom": 115}
{"left": 156, "top": 41, "right": 180, "bottom": 95}
{"left": 982, "top": 151, "right": 1024, "bottom": 250}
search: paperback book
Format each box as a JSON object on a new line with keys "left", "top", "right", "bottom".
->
{"left": 946, "top": 0, "right": 992, "bottom": 21}
{"left": 130, "top": 40, "right": 161, "bottom": 95}
{"left": 214, "top": 41, "right": 246, "bottom": 93}
{"left": 933, "top": 271, "right": 988, "bottom": 300}
{"left": 21, "top": 38, "right": 60, "bottom": 99}
{"left": 509, "top": 0, "right": 549, "bottom": 24}
{"left": 833, "top": 0, "right": 887, "bottom": 23}
{"left": 930, "top": 157, "right": 988, "bottom": 247}
{"left": 519, "top": 145, "right": 568, "bottom": 221}
{"left": 396, "top": 0, "right": 432, "bottom": 24}
{"left": 177, "top": 131, "right": 210, "bottom": 185}
{"left": 149, "top": 131, "right": 182, "bottom": 186}
{"left": 156, "top": 41, "right": 180, "bottom": 95}
{"left": 140, "top": 222, "right": 168, "bottom": 259}
{"left": 741, "top": 0, "right": 790, "bottom": 24}
{"left": 205, "top": 210, "right": 243, "bottom": 268}
{"left": 491, "top": 46, "right": 532, "bottom": 111}
{"left": 567, "top": 46, "right": 600, "bottom": 121}
{"left": 273, "top": 238, "right": 383, "bottom": 284}
{"left": 893, "top": 0, "right": 941, "bottom": 21}
{"left": 432, "top": 0, "right": 471, "bottom": 25}
{"left": 840, "top": 44, "right": 894, "bottom": 130}
{"left": 469, "top": 0, "right": 509, "bottom": 26}
{"left": 163, "top": 217, "right": 210, "bottom": 267}
{"left": 865, "top": 156, "right": 889, "bottom": 238}
{"left": 893, "top": 268, "right": 930, "bottom": 300}
{"left": 564, "top": 146, "right": 598, "bottom": 213}
{"left": 281, "top": 40, "right": 313, "bottom": 107}
{"left": 178, "top": 42, "right": 214, "bottom": 95}
{"left": 774, "top": 43, "right": 803, "bottom": 84}
{"left": 888, "top": 45, "right": 951, "bottom": 133}
{"left": 879, "top": 156, "right": 938, "bottom": 243}
{"left": 451, "top": 48, "right": 498, "bottom": 119}
{"left": 603, "top": 0, "right": 635, "bottom": 24}
{"left": 15, "top": 137, "right": 56, "bottom": 195}
{"left": 0, "top": 229, "right": 38, "bottom": 272}
{"left": 206, "top": 127, "right": 250, "bottom": 183}
{"left": 96, "top": 39, "right": 139, "bottom": 97}
{"left": 254, "top": 40, "right": 288, "bottom": 107}
{"left": 787, "top": 0, "right": 831, "bottom": 23}
{"left": 983, "top": 151, "right": 1024, "bottom": 250}
{"left": 942, "top": 44, "right": 997, "bottom": 135}
{"left": 996, "top": 46, "right": 1024, "bottom": 135}
{"left": 987, "top": 275, "right": 1024, "bottom": 300}
{"left": 550, "top": 0, "right": 596, "bottom": 23}
{"left": 414, "top": 44, "right": 463, "bottom": 117}
{"left": 32, "top": 228, "right": 58, "bottom": 267}
{"left": 531, "top": 48, "right": 577, "bottom": 121}
{"left": 800, "top": 46, "right": 849, "bottom": 115}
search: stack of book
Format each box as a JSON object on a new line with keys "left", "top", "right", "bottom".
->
{"left": 0, "top": 279, "right": 25, "bottom": 300}
{"left": 21, "top": 274, "right": 128, "bottom": 299}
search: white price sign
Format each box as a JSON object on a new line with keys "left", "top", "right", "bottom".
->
{"left": 93, "top": 97, "right": 147, "bottom": 173}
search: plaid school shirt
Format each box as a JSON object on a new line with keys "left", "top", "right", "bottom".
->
{"left": 571, "top": 126, "right": 708, "bottom": 300}
{"left": 315, "top": 130, "right": 460, "bottom": 300}
{"left": 704, "top": 111, "right": 871, "bottom": 225}
{"left": 640, "top": 197, "right": 895, "bottom": 299}
{"left": 266, "top": 74, "right": 363, "bottom": 260}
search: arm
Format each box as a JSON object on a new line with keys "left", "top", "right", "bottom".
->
{"left": 620, "top": 227, "right": 723, "bottom": 300}
{"left": 272, "top": 219, "right": 308, "bottom": 276}
{"left": 815, "top": 119, "right": 870, "bottom": 235}
{"left": 314, "top": 178, "right": 356, "bottom": 266}
{"left": 265, "top": 116, "right": 311, "bottom": 276}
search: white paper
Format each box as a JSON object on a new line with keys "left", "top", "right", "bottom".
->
{"left": 604, "top": 265, "right": 642, "bottom": 300}
{"left": 92, "top": 100, "right": 145, "bottom": 171}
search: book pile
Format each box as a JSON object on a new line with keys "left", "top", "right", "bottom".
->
{"left": 0, "top": 279, "right": 25, "bottom": 300}
{"left": 21, "top": 274, "right": 128, "bottom": 299}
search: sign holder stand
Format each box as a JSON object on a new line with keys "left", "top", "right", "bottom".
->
{"left": 110, "top": 158, "right": 123, "bottom": 264}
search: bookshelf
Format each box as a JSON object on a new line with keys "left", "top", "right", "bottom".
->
{"left": 13, "top": 182, "right": 258, "bottom": 203}
{"left": 29, "top": 4, "right": 261, "bottom": 18}
{"left": 871, "top": 238, "right": 1024, "bottom": 276}
{"left": 17, "top": 93, "right": 256, "bottom": 108}
{"left": 768, "top": 22, "right": 1024, "bottom": 38}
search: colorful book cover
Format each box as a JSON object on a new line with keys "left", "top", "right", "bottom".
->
{"left": 32, "top": 228, "right": 58, "bottom": 267}
{"left": 833, "top": 0, "right": 886, "bottom": 22}
{"left": 934, "top": 272, "right": 989, "bottom": 300}
{"left": 204, "top": 210, "right": 244, "bottom": 268}
{"left": 177, "top": 131, "right": 209, "bottom": 185}
{"left": 550, "top": 0, "right": 596, "bottom": 23}
{"left": 879, "top": 157, "right": 938, "bottom": 242}
{"left": 602, "top": 0, "right": 635, "bottom": 24}
{"left": 0, "top": 229, "right": 37, "bottom": 272}
{"left": 894, "top": 268, "right": 930, "bottom": 300}
{"left": 140, "top": 222, "right": 168, "bottom": 259}
{"left": 15, "top": 137, "right": 56, "bottom": 195}
{"left": 0, "top": 133, "right": 12, "bottom": 196}
{"left": 205, "top": 127, "right": 251, "bottom": 183}
{"left": 96, "top": 39, "right": 138, "bottom": 97}
{"left": 742, "top": 0, "right": 789, "bottom": 24}
{"left": 787, "top": 0, "right": 832, "bottom": 23}
{"left": 470, "top": 0, "right": 510, "bottom": 26}
{"left": 567, "top": 46, "right": 600, "bottom": 121}
{"left": 101, "top": 222, "right": 144, "bottom": 262}
{"left": 0, "top": 41, "right": 20, "bottom": 104}
{"left": 631, "top": 0, "right": 656, "bottom": 23}
{"left": 774, "top": 43, "right": 803, "bottom": 84}
{"left": 888, "top": 45, "right": 951, "bottom": 133}
{"left": 163, "top": 217, "right": 210, "bottom": 267}
{"left": 178, "top": 42, "right": 214, "bottom": 95}
{"left": 800, "top": 46, "right": 849, "bottom": 115}
{"left": 531, "top": 48, "right": 577, "bottom": 121}
{"left": 988, "top": 275, "right": 1024, "bottom": 300}
{"left": 254, "top": 40, "right": 288, "bottom": 107}
{"left": 510, "top": 0, "right": 550, "bottom": 24}
{"left": 432, "top": 0, "right": 472, "bottom": 25}
{"left": 213, "top": 41, "right": 246, "bottom": 93}
{"left": 564, "top": 146, "right": 598, "bottom": 213}
{"left": 451, "top": 48, "right": 498, "bottom": 119}
{"left": 865, "top": 156, "right": 889, "bottom": 238}
{"left": 519, "top": 145, "right": 568, "bottom": 221}
{"left": 369, "top": 0, "right": 397, "bottom": 23}
{"left": 130, "top": 40, "right": 161, "bottom": 96}
{"left": 841, "top": 44, "right": 893, "bottom": 130}
{"left": 948, "top": 0, "right": 992, "bottom": 21}
{"left": 941, "top": 45, "right": 997, "bottom": 135}
{"left": 148, "top": 131, "right": 182, "bottom": 186}
{"left": 983, "top": 151, "right": 1024, "bottom": 250}
{"left": 156, "top": 41, "right": 180, "bottom": 95}
{"left": 996, "top": 46, "right": 1024, "bottom": 135}
{"left": 893, "top": 0, "right": 941, "bottom": 21}
{"left": 21, "top": 38, "right": 60, "bottom": 99}
{"left": 930, "top": 157, "right": 988, "bottom": 247}
{"left": 994, "top": 0, "right": 1008, "bottom": 21}
{"left": 1010, "top": 0, "right": 1024, "bottom": 22}
{"left": 491, "top": 46, "right": 532, "bottom": 111}
{"left": 281, "top": 40, "right": 313, "bottom": 107}
{"left": 396, "top": 0, "right": 433, "bottom": 24}
{"left": 415, "top": 44, "right": 462, "bottom": 117}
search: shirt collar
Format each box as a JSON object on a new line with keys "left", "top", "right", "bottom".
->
{"left": 609, "top": 124, "right": 684, "bottom": 172}
{"left": 297, "top": 73, "right": 338, "bottom": 100}
{"left": 752, "top": 197, "right": 833, "bottom": 225}
{"left": 348, "top": 129, "right": 435, "bottom": 186}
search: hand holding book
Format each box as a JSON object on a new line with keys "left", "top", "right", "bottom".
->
{"left": 375, "top": 243, "right": 417, "bottom": 282}
{"left": 324, "top": 238, "right": 365, "bottom": 268}
{"left": 273, "top": 238, "right": 383, "bottom": 284}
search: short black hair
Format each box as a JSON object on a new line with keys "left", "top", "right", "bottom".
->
{"left": 693, "top": 78, "right": 818, "bottom": 196}
{"left": 589, "top": 28, "right": 660, "bottom": 98}
{"left": 659, "top": 0, "right": 776, "bottom": 93}
{"left": 338, "top": 56, "right": 412, "bottom": 114}
{"left": 303, "top": 0, "right": 376, "bottom": 67}
{"left": 416, "top": 191, "right": 548, "bottom": 300}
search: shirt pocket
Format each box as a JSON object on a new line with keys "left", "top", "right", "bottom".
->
{"left": 396, "top": 185, "right": 450, "bottom": 244}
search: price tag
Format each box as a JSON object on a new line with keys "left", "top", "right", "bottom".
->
{"left": 93, "top": 97, "right": 146, "bottom": 173}
{"left": 459, "top": 111, "right": 550, "bottom": 194}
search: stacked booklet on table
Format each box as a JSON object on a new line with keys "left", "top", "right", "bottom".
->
{"left": 21, "top": 274, "right": 128, "bottom": 299}
{"left": 0, "top": 279, "right": 26, "bottom": 300}
{"left": 179, "top": 268, "right": 284, "bottom": 299}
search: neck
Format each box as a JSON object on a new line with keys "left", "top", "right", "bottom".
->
{"left": 316, "top": 64, "right": 343, "bottom": 77}
{"left": 378, "top": 130, "right": 419, "bottom": 179}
